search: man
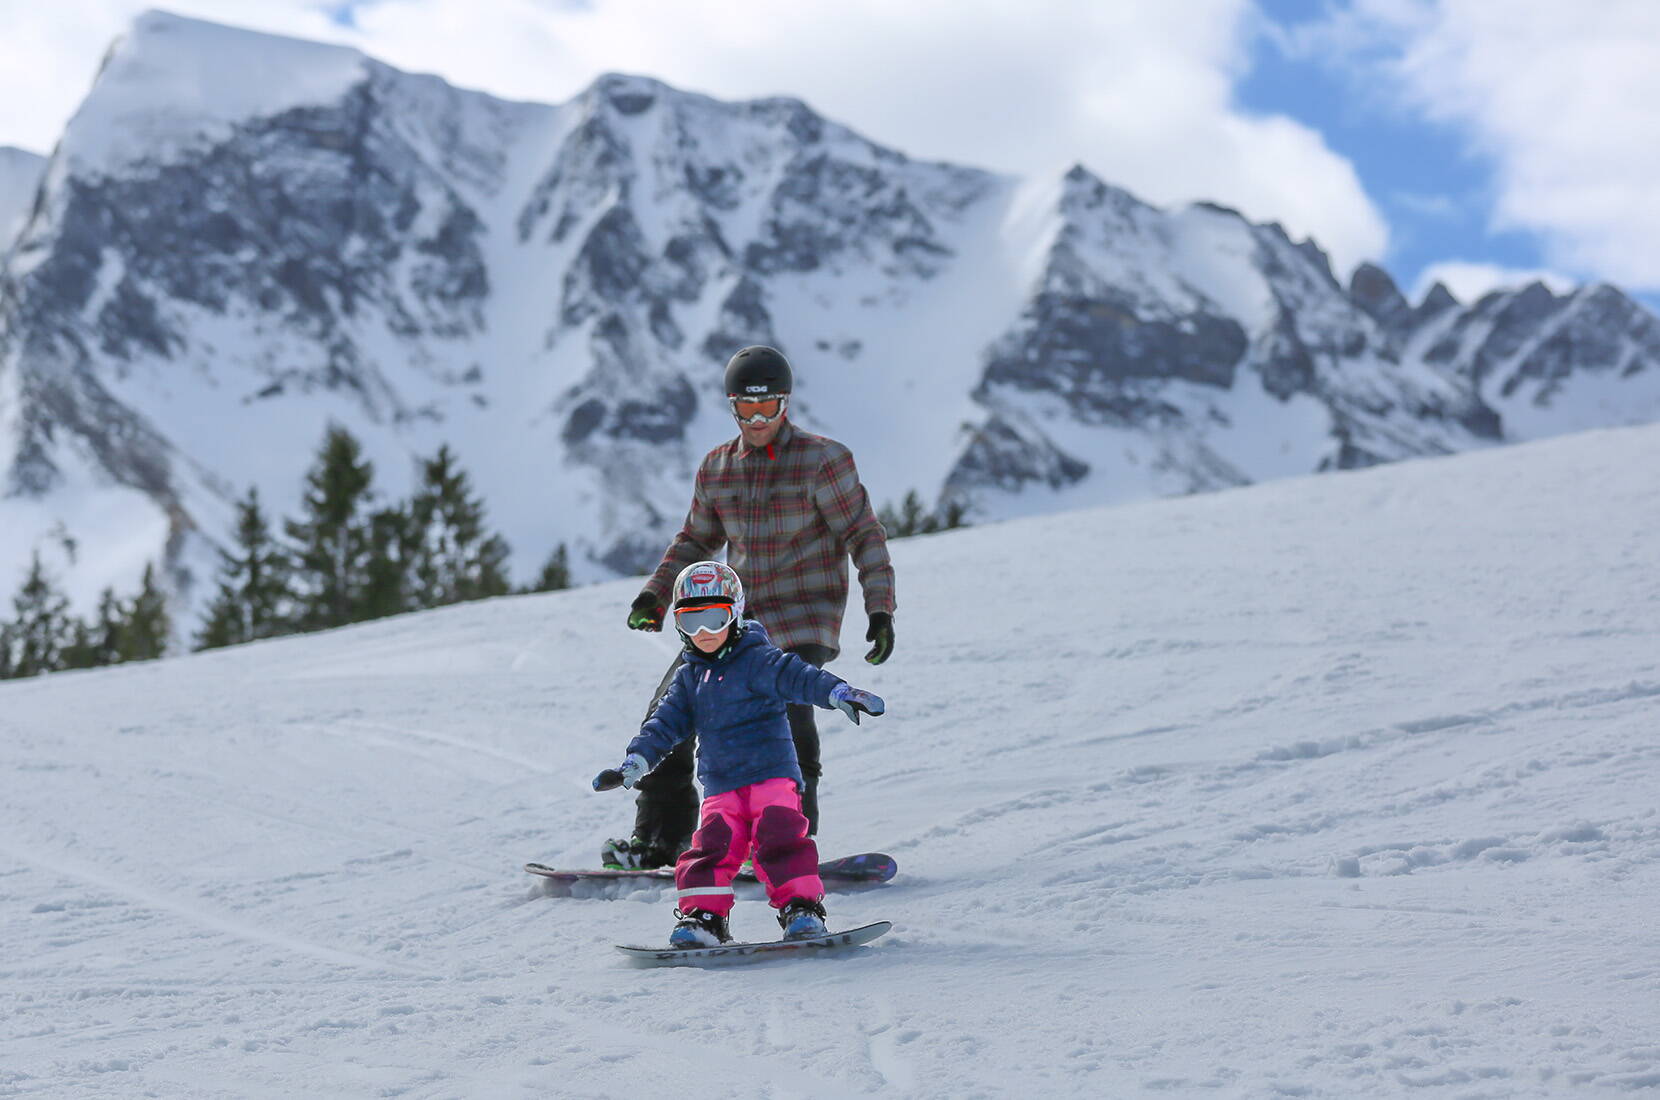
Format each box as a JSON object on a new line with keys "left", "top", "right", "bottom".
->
{"left": 603, "top": 345, "right": 896, "bottom": 869}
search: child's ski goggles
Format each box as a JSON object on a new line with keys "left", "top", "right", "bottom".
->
{"left": 728, "top": 393, "right": 788, "bottom": 425}
{"left": 674, "top": 602, "right": 736, "bottom": 635}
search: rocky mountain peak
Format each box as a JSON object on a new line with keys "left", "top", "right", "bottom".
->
{"left": 1414, "top": 280, "right": 1459, "bottom": 321}
{"left": 583, "top": 72, "right": 668, "bottom": 116}
{"left": 1058, "top": 163, "right": 1158, "bottom": 224}
{"left": 1349, "top": 260, "right": 1411, "bottom": 335}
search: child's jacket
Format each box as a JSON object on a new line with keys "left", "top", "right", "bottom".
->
{"left": 626, "top": 621, "right": 843, "bottom": 797}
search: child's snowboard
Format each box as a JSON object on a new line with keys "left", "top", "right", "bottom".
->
{"left": 525, "top": 852, "right": 895, "bottom": 894}
{"left": 617, "top": 920, "right": 892, "bottom": 967}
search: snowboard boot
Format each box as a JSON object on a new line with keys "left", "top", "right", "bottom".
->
{"left": 776, "top": 897, "right": 828, "bottom": 940}
{"left": 669, "top": 908, "right": 731, "bottom": 949}
{"left": 601, "top": 835, "right": 676, "bottom": 870}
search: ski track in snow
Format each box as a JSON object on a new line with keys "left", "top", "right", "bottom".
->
{"left": 5, "top": 424, "right": 1660, "bottom": 1097}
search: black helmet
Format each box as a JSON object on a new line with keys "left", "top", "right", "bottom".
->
{"left": 724, "top": 346, "right": 793, "bottom": 396}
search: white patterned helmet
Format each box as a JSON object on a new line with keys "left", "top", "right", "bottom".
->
{"left": 671, "top": 561, "right": 745, "bottom": 641}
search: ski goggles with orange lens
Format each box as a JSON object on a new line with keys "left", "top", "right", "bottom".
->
{"left": 674, "top": 602, "right": 736, "bottom": 635}
{"left": 728, "top": 393, "right": 788, "bottom": 425}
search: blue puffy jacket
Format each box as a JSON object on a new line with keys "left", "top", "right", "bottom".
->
{"left": 626, "top": 621, "right": 843, "bottom": 798}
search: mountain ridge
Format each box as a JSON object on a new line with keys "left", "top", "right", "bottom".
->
{"left": 3, "top": 10, "right": 1659, "bottom": 622}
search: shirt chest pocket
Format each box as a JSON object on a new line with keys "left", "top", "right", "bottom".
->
{"left": 705, "top": 486, "right": 749, "bottom": 531}
{"left": 760, "top": 485, "right": 817, "bottom": 539}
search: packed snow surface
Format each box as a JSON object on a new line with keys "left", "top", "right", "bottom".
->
{"left": 3, "top": 423, "right": 1659, "bottom": 1097}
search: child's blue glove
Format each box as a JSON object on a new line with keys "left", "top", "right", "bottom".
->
{"left": 594, "top": 752, "right": 650, "bottom": 791}
{"left": 830, "top": 683, "right": 885, "bottom": 725}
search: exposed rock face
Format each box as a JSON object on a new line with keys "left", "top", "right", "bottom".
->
{"left": 4, "top": 12, "right": 1660, "bottom": 619}
{"left": 1349, "top": 262, "right": 1412, "bottom": 339}
{"left": 937, "top": 168, "right": 1577, "bottom": 511}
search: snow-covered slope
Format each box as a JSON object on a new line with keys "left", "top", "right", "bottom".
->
{"left": 4, "top": 10, "right": 1660, "bottom": 625}
{"left": 4, "top": 422, "right": 1659, "bottom": 1096}
{"left": 0, "top": 146, "right": 46, "bottom": 252}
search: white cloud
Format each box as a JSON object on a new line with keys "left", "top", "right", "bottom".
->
{"left": 0, "top": 0, "right": 1390, "bottom": 273}
{"left": 1412, "top": 260, "right": 1576, "bottom": 305}
{"left": 1319, "top": 0, "right": 1660, "bottom": 291}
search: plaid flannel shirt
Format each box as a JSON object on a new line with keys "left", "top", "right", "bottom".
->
{"left": 645, "top": 420, "right": 896, "bottom": 657}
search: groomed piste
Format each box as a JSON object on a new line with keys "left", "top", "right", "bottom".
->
{"left": 4, "top": 423, "right": 1660, "bottom": 1096}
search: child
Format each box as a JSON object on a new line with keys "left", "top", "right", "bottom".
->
{"left": 595, "top": 560, "right": 886, "bottom": 947}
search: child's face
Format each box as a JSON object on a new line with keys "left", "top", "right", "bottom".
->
{"left": 690, "top": 624, "right": 730, "bottom": 653}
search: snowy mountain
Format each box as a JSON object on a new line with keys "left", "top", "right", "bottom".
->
{"left": 5, "top": 421, "right": 1659, "bottom": 1095}
{"left": 4, "top": 11, "right": 1660, "bottom": 622}
{"left": 0, "top": 146, "right": 46, "bottom": 253}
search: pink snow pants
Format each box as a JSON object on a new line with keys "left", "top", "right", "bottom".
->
{"left": 674, "top": 777, "right": 823, "bottom": 916}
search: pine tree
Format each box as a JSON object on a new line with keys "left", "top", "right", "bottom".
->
{"left": 470, "top": 531, "right": 512, "bottom": 602}
{"left": 87, "top": 587, "right": 126, "bottom": 666}
{"left": 195, "top": 586, "right": 243, "bottom": 652}
{"left": 878, "top": 490, "right": 969, "bottom": 539}
{"left": 5, "top": 553, "right": 74, "bottom": 677}
{"left": 408, "top": 444, "right": 511, "bottom": 607}
{"left": 197, "top": 487, "right": 291, "bottom": 650}
{"left": 285, "top": 425, "right": 375, "bottom": 632}
{"left": 58, "top": 588, "right": 124, "bottom": 669}
{"left": 59, "top": 619, "right": 99, "bottom": 670}
{"left": 879, "top": 490, "right": 931, "bottom": 538}
{"left": 359, "top": 504, "right": 416, "bottom": 621}
{"left": 876, "top": 499, "right": 903, "bottom": 538}
{"left": 910, "top": 490, "right": 942, "bottom": 535}
{"left": 530, "top": 543, "right": 572, "bottom": 593}
{"left": 939, "top": 496, "right": 969, "bottom": 531}
{"left": 118, "top": 563, "right": 170, "bottom": 662}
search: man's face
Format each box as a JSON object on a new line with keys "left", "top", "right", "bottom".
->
{"left": 731, "top": 393, "right": 787, "bottom": 448}
{"left": 738, "top": 413, "right": 785, "bottom": 449}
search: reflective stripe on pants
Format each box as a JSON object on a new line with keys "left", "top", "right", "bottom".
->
{"left": 673, "top": 777, "right": 824, "bottom": 916}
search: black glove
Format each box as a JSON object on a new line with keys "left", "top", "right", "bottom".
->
{"left": 627, "top": 591, "right": 665, "bottom": 632}
{"left": 864, "top": 612, "right": 894, "bottom": 665}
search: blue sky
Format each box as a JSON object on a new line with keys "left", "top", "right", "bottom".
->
{"left": 323, "top": 2, "right": 360, "bottom": 28}
{"left": 1240, "top": 0, "right": 1660, "bottom": 313}
{"left": 1241, "top": 3, "right": 1523, "bottom": 301}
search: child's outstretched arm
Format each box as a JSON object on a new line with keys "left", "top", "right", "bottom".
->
{"left": 761, "top": 647, "right": 888, "bottom": 726}
{"left": 593, "top": 668, "right": 695, "bottom": 792}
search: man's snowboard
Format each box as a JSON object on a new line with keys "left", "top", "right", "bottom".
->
{"left": 617, "top": 920, "right": 891, "bottom": 968}
{"left": 526, "top": 852, "right": 895, "bottom": 898}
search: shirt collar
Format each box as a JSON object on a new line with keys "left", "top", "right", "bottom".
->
{"left": 738, "top": 418, "right": 795, "bottom": 457}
